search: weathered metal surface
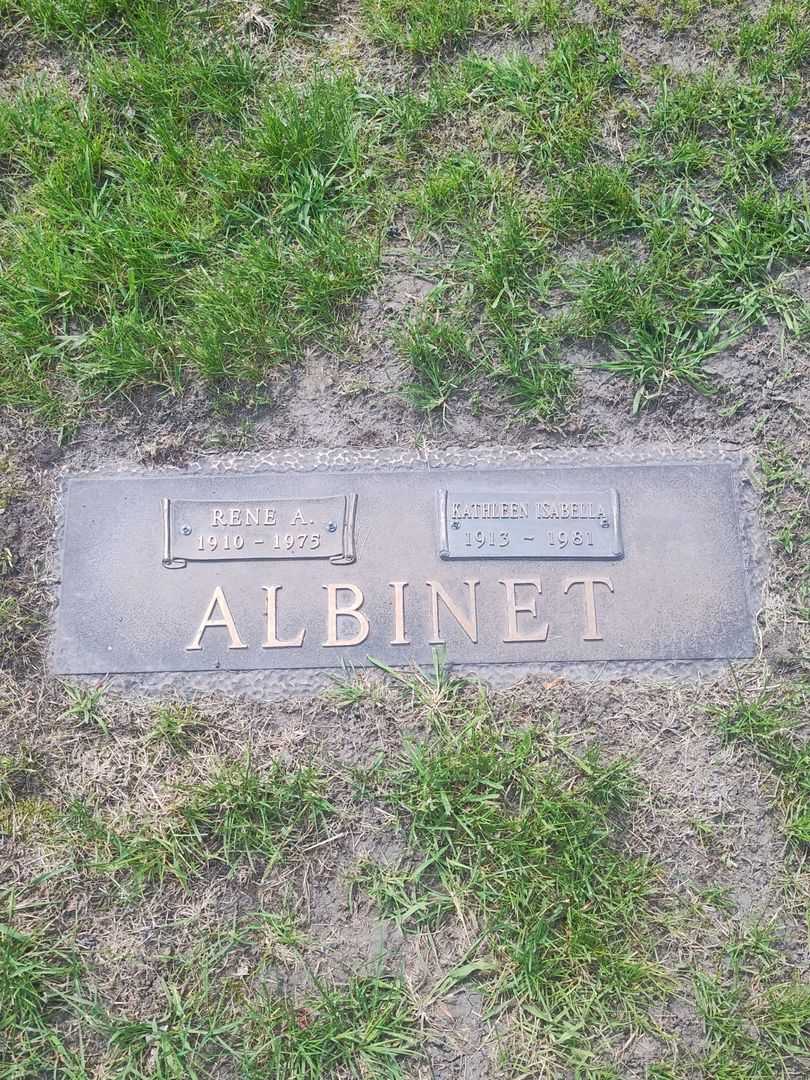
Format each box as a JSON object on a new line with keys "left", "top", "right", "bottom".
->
{"left": 52, "top": 458, "right": 756, "bottom": 676}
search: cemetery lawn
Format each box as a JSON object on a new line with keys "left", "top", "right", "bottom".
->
{"left": 0, "top": 1, "right": 808, "bottom": 1077}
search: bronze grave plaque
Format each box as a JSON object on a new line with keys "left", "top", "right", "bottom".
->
{"left": 52, "top": 457, "right": 757, "bottom": 676}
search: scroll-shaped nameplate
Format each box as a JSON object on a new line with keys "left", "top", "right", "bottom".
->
{"left": 438, "top": 488, "right": 622, "bottom": 560}
{"left": 162, "top": 494, "right": 357, "bottom": 569}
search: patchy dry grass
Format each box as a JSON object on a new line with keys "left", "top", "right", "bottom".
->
{"left": 1, "top": 889, "right": 420, "bottom": 1077}
{"left": 62, "top": 756, "right": 334, "bottom": 889}
{"left": 2, "top": 668, "right": 809, "bottom": 1077}
{"left": 758, "top": 444, "right": 810, "bottom": 627}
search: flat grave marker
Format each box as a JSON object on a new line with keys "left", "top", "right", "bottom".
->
{"left": 52, "top": 456, "right": 757, "bottom": 677}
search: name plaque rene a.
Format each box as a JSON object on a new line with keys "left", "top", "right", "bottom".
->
{"left": 52, "top": 459, "right": 756, "bottom": 676}
{"left": 162, "top": 495, "right": 358, "bottom": 568}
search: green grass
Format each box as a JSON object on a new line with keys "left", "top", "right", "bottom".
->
{"left": 2, "top": 667, "right": 810, "bottom": 1075}
{"left": 405, "top": 152, "right": 504, "bottom": 231}
{"left": 357, "top": 675, "right": 666, "bottom": 1071}
{"left": 758, "top": 446, "right": 810, "bottom": 623}
{"left": 0, "top": 42, "right": 382, "bottom": 415}
{"left": 384, "top": 20, "right": 808, "bottom": 416}
{"left": 1, "top": 0, "right": 183, "bottom": 43}
{"left": 0, "top": 450, "right": 42, "bottom": 657}
{"left": 352, "top": 855, "right": 455, "bottom": 930}
{"left": 61, "top": 684, "right": 107, "bottom": 731}
{"left": 0, "top": 900, "right": 89, "bottom": 1078}
{"left": 239, "top": 976, "right": 419, "bottom": 1078}
{"left": 714, "top": 682, "right": 810, "bottom": 845}
{"left": 148, "top": 702, "right": 208, "bottom": 751}
{"left": 182, "top": 757, "right": 333, "bottom": 869}
{"left": 0, "top": 597, "right": 42, "bottom": 666}
{"left": 602, "top": 317, "right": 729, "bottom": 413}
{"left": 696, "top": 970, "right": 810, "bottom": 1078}
{"left": 399, "top": 302, "right": 475, "bottom": 413}
{"left": 361, "top": 0, "right": 562, "bottom": 55}
{"left": 733, "top": 2, "right": 810, "bottom": 80}
{"left": 104, "top": 992, "right": 234, "bottom": 1080}
{"left": 99, "top": 971, "right": 420, "bottom": 1080}
{"left": 0, "top": 9, "right": 808, "bottom": 1076}
{"left": 0, "top": 5, "right": 806, "bottom": 419}
{"left": 64, "top": 758, "right": 334, "bottom": 888}
{"left": 1, "top": 885, "right": 419, "bottom": 1078}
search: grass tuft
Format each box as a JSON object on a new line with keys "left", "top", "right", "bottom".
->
{"left": 602, "top": 317, "right": 730, "bottom": 414}
{"left": 64, "top": 757, "right": 334, "bottom": 889}
{"left": 240, "top": 975, "right": 419, "bottom": 1078}
{"left": 361, "top": 705, "right": 666, "bottom": 1069}
{"left": 148, "top": 703, "right": 208, "bottom": 751}
{"left": 361, "top": 0, "right": 561, "bottom": 55}
{"left": 400, "top": 304, "right": 475, "bottom": 413}
{"left": 61, "top": 684, "right": 107, "bottom": 732}
{"left": 182, "top": 757, "right": 333, "bottom": 870}
{"left": 714, "top": 682, "right": 810, "bottom": 845}
{"left": 0, "top": 900, "right": 88, "bottom": 1077}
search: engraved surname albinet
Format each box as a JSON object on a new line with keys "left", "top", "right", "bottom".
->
{"left": 53, "top": 461, "right": 757, "bottom": 675}
{"left": 182, "top": 576, "right": 614, "bottom": 654}
{"left": 162, "top": 494, "right": 358, "bottom": 568}
{"left": 438, "top": 489, "right": 622, "bottom": 560}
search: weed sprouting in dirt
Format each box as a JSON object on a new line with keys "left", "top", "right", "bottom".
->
{"left": 61, "top": 684, "right": 107, "bottom": 732}
{"left": 602, "top": 317, "right": 731, "bottom": 414}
